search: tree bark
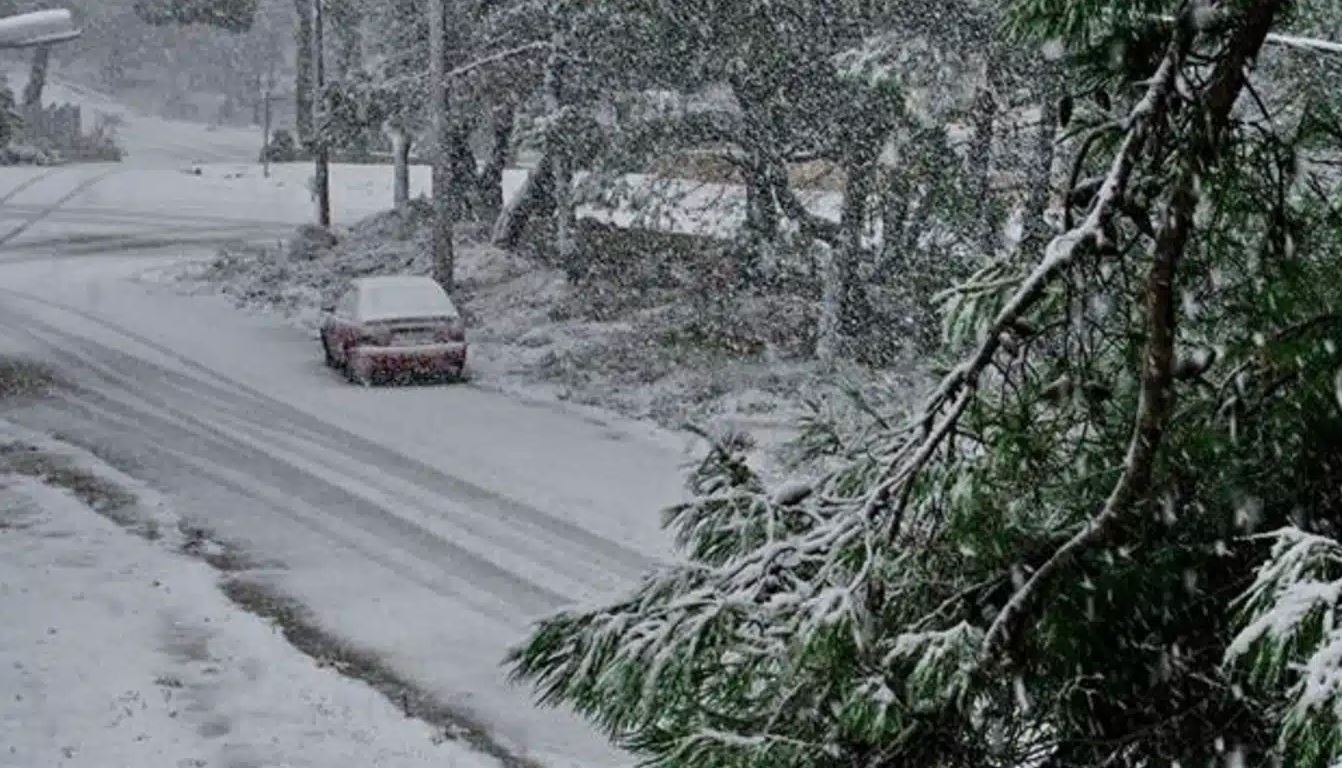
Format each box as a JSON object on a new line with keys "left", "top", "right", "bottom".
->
{"left": 428, "top": 0, "right": 455, "bottom": 290}
{"left": 293, "top": 0, "right": 314, "bottom": 148}
{"left": 22, "top": 45, "right": 49, "bottom": 112}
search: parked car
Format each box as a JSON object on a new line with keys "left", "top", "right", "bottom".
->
{"left": 320, "top": 276, "right": 467, "bottom": 385}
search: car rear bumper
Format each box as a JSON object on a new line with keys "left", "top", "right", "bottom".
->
{"left": 350, "top": 342, "right": 467, "bottom": 375}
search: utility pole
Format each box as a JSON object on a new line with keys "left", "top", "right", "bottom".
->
{"left": 312, "top": 0, "right": 331, "bottom": 227}
{"left": 428, "top": 0, "right": 454, "bottom": 291}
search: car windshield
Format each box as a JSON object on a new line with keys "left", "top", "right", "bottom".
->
{"left": 357, "top": 281, "right": 458, "bottom": 322}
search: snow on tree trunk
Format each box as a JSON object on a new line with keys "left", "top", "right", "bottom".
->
{"left": 22, "top": 44, "right": 48, "bottom": 112}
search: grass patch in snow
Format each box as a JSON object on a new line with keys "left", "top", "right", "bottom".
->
{"left": 220, "top": 577, "right": 545, "bottom": 768}
{"left": 0, "top": 441, "right": 145, "bottom": 533}
{"left": 0, "top": 357, "right": 63, "bottom": 399}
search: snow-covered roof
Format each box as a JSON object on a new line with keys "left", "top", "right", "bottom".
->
{"left": 353, "top": 275, "right": 459, "bottom": 322}
{"left": 0, "top": 10, "right": 80, "bottom": 49}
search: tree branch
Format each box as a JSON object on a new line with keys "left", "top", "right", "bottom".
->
{"left": 978, "top": 0, "right": 1288, "bottom": 668}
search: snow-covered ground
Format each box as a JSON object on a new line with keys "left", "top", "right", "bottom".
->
{"left": 0, "top": 425, "right": 501, "bottom": 768}
{"left": 0, "top": 160, "right": 687, "bottom": 767}
{"left": 0, "top": 75, "right": 880, "bottom": 768}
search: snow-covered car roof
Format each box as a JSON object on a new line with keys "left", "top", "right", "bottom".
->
{"left": 352, "top": 276, "right": 459, "bottom": 322}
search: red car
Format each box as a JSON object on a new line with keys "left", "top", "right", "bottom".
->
{"left": 320, "top": 276, "right": 467, "bottom": 385}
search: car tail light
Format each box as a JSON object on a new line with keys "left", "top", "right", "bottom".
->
{"left": 436, "top": 320, "right": 465, "bottom": 342}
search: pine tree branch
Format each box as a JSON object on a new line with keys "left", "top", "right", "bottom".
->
{"left": 857, "top": 36, "right": 1187, "bottom": 531}
{"left": 977, "top": 0, "right": 1288, "bottom": 668}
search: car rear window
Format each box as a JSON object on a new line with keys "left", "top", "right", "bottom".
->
{"left": 357, "top": 281, "right": 459, "bottom": 322}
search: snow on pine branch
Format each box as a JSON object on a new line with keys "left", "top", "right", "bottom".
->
{"left": 510, "top": 40, "right": 1194, "bottom": 755}
{"left": 1227, "top": 527, "right": 1342, "bottom": 763}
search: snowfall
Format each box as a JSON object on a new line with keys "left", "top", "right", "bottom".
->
{"left": 0, "top": 65, "right": 916, "bottom": 768}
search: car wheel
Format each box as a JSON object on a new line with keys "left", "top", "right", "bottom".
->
{"left": 321, "top": 334, "right": 338, "bottom": 368}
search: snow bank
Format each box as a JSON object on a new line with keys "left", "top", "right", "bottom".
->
{"left": 0, "top": 431, "right": 502, "bottom": 768}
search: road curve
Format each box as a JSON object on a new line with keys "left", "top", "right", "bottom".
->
{"left": 0, "top": 162, "right": 685, "bottom": 768}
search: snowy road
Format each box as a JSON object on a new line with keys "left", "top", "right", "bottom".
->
{"left": 0, "top": 158, "right": 686, "bottom": 764}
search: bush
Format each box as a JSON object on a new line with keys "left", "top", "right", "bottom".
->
{"left": 261, "top": 129, "right": 299, "bottom": 163}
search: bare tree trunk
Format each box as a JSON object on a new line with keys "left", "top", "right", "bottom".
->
{"left": 312, "top": 0, "right": 330, "bottom": 228}
{"left": 742, "top": 153, "right": 780, "bottom": 275}
{"left": 1019, "top": 65, "right": 1060, "bottom": 257}
{"left": 544, "top": 40, "right": 576, "bottom": 277}
{"left": 967, "top": 56, "right": 1003, "bottom": 257}
{"left": 837, "top": 148, "right": 876, "bottom": 346}
{"left": 814, "top": 240, "right": 840, "bottom": 365}
{"left": 390, "top": 126, "right": 411, "bottom": 209}
{"left": 428, "top": 0, "right": 454, "bottom": 290}
{"left": 22, "top": 45, "right": 49, "bottom": 112}
{"left": 448, "top": 116, "right": 475, "bottom": 220}
{"left": 478, "top": 102, "right": 514, "bottom": 215}
{"left": 293, "top": 0, "right": 313, "bottom": 148}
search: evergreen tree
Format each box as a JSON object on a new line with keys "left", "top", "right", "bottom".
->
{"left": 510, "top": 1, "right": 1342, "bottom": 765}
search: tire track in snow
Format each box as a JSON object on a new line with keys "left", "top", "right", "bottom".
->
{"left": 0, "top": 203, "right": 298, "bottom": 230}
{"left": 0, "top": 285, "right": 658, "bottom": 575}
{"left": 2, "top": 306, "right": 650, "bottom": 595}
{"left": 0, "top": 168, "right": 62, "bottom": 204}
{"left": 0, "top": 168, "right": 120, "bottom": 248}
{"left": 12, "top": 389, "right": 541, "bottom": 624}
{"left": 7, "top": 318, "right": 603, "bottom": 614}
{"left": 0, "top": 232, "right": 291, "bottom": 264}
